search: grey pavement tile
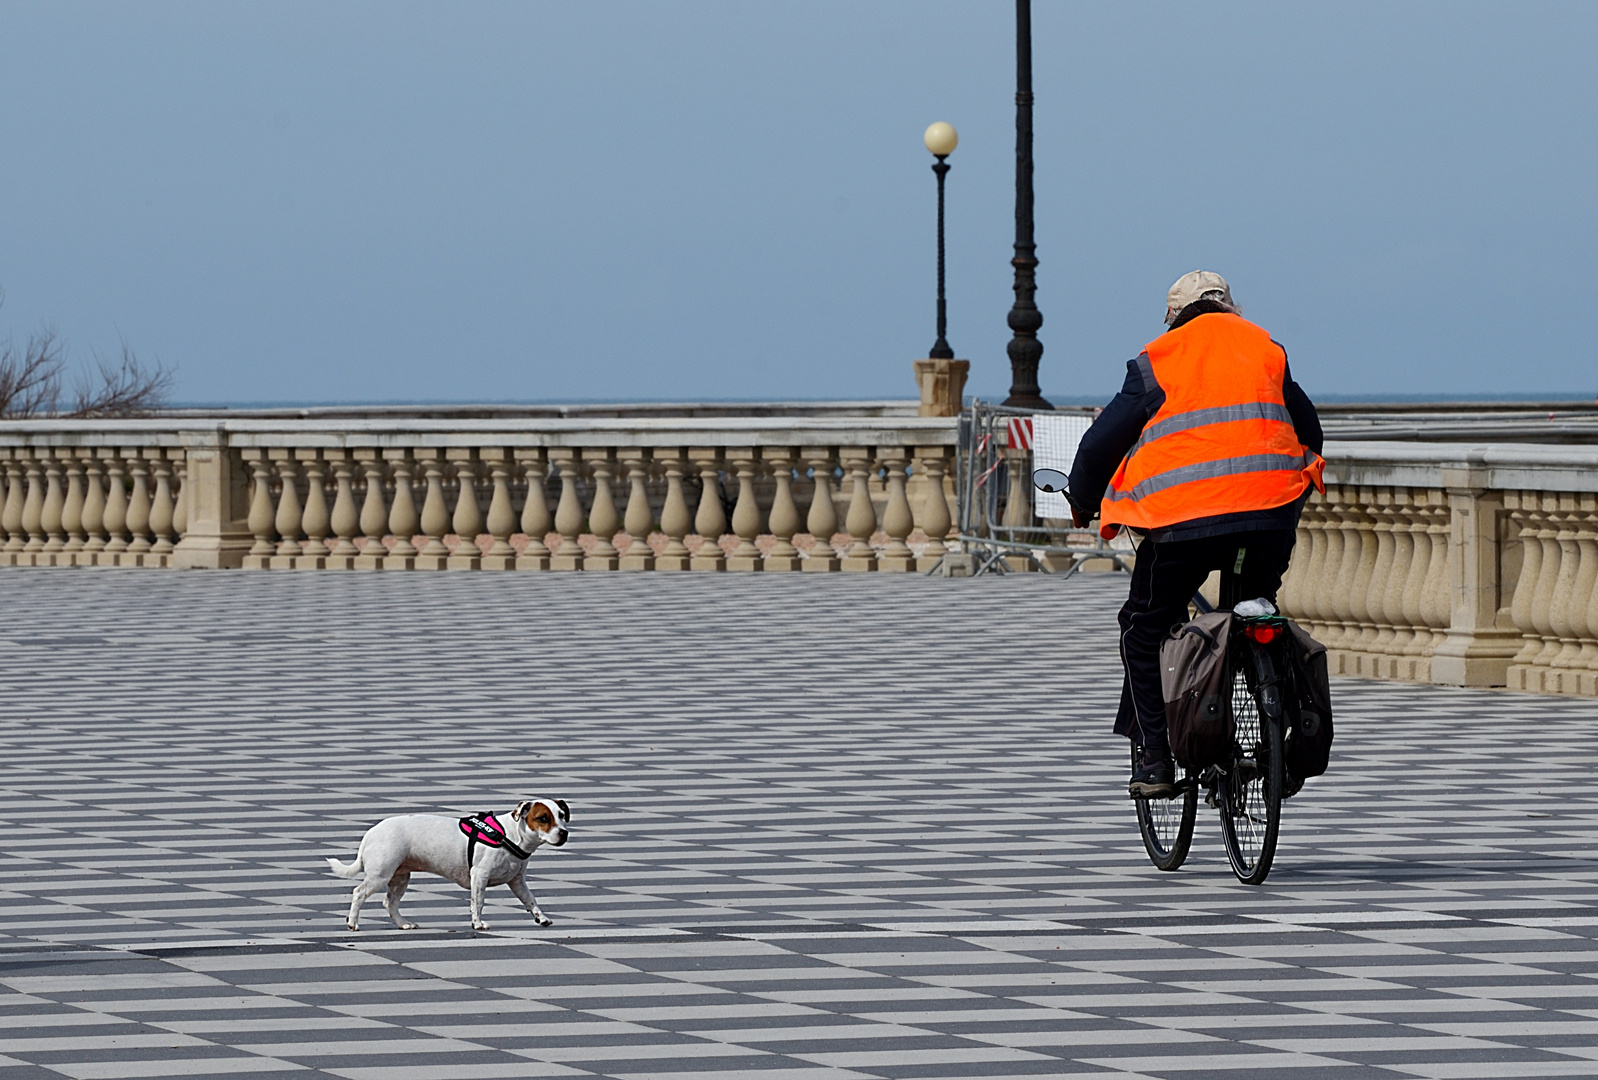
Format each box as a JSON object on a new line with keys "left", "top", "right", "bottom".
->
{"left": 2, "top": 568, "right": 1597, "bottom": 1079}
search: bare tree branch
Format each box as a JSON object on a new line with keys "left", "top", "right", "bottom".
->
{"left": 0, "top": 329, "right": 66, "bottom": 418}
{"left": 0, "top": 292, "right": 174, "bottom": 418}
{"left": 65, "top": 343, "right": 175, "bottom": 419}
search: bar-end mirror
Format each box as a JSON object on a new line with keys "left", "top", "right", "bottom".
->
{"left": 1032, "top": 468, "right": 1069, "bottom": 495}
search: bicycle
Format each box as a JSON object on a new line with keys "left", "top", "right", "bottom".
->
{"left": 1029, "top": 468, "right": 1296, "bottom": 885}
{"left": 1133, "top": 600, "right": 1293, "bottom": 884}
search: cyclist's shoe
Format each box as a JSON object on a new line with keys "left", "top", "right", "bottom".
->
{"left": 1129, "top": 752, "right": 1178, "bottom": 799}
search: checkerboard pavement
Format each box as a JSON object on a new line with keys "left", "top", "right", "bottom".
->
{"left": 1, "top": 567, "right": 1597, "bottom": 1080}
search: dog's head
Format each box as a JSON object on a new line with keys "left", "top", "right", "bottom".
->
{"left": 514, "top": 798, "right": 570, "bottom": 849}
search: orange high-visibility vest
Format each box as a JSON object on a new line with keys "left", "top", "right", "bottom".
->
{"left": 1098, "top": 312, "right": 1325, "bottom": 539}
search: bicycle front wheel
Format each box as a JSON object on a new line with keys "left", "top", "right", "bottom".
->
{"left": 1132, "top": 746, "right": 1197, "bottom": 871}
{"left": 1218, "top": 666, "right": 1283, "bottom": 885}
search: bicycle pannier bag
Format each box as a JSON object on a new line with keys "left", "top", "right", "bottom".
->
{"left": 1160, "top": 611, "right": 1234, "bottom": 769}
{"left": 1283, "top": 619, "right": 1334, "bottom": 779}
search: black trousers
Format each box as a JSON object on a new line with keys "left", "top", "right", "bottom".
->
{"left": 1113, "top": 528, "right": 1298, "bottom": 749}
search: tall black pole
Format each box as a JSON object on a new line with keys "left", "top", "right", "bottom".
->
{"left": 930, "top": 155, "right": 953, "bottom": 360}
{"left": 1003, "top": 0, "right": 1051, "bottom": 409}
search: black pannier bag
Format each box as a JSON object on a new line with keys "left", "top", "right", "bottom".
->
{"left": 1282, "top": 619, "right": 1334, "bottom": 779}
{"left": 1160, "top": 611, "right": 1234, "bottom": 769}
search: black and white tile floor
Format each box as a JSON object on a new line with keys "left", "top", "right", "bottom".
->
{"left": 2, "top": 568, "right": 1597, "bottom": 1079}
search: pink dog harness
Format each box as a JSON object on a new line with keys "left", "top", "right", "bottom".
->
{"left": 459, "top": 811, "right": 531, "bottom": 865}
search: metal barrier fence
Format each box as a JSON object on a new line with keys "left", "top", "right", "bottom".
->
{"left": 949, "top": 400, "right": 1132, "bottom": 576}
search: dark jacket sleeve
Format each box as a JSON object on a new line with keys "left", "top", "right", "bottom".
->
{"left": 1066, "top": 357, "right": 1161, "bottom": 519}
{"left": 1281, "top": 360, "right": 1323, "bottom": 455}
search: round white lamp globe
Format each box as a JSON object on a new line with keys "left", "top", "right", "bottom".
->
{"left": 923, "top": 121, "right": 958, "bottom": 157}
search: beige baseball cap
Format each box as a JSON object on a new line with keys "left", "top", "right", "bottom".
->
{"left": 1164, "top": 270, "right": 1234, "bottom": 325}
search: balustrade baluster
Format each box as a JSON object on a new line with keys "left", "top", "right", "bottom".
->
{"left": 474, "top": 447, "right": 516, "bottom": 571}
{"left": 655, "top": 448, "right": 692, "bottom": 571}
{"left": 123, "top": 454, "right": 152, "bottom": 565}
{"left": 445, "top": 449, "right": 482, "bottom": 570}
{"left": 1360, "top": 490, "right": 1397, "bottom": 674}
{"left": 726, "top": 447, "right": 763, "bottom": 572}
{"left": 1310, "top": 492, "right": 1343, "bottom": 644}
{"left": 1399, "top": 491, "right": 1435, "bottom": 667}
{"left": 803, "top": 449, "right": 840, "bottom": 572}
{"left": 1, "top": 455, "right": 24, "bottom": 561}
{"left": 840, "top": 446, "right": 878, "bottom": 572}
{"left": 383, "top": 449, "right": 419, "bottom": 569}
{"left": 877, "top": 448, "right": 914, "bottom": 572}
{"left": 171, "top": 451, "right": 188, "bottom": 542}
{"left": 320, "top": 450, "right": 357, "bottom": 568}
{"left": 689, "top": 447, "right": 726, "bottom": 571}
{"left": 41, "top": 453, "right": 66, "bottom": 561}
{"left": 101, "top": 449, "right": 130, "bottom": 565}
{"left": 415, "top": 451, "right": 451, "bottom": 570}
{"left": 147, "top": 450, "right": 175, "bottom": 565}
{"left": 514, "top": 448, "right": 551, "bottom": 571}
{"left": 549, "top": 448, "right": 585, "bottom": 571}
{"left": 20, "top": 451, "right": 45, "bottom": 563}
{"left": 1526, "top": 494, "right": 1564, "bottom": 688}
{"left": 1346, "top": 487, "right": 1381, "bottom": 664}
{"left": 583, "top": 447, "right": 620, "bottom": 571}
{"left": 1329, "top": 487, "right": 1363, "bottom": 656}
{"left": 1419, "top": 495, "right": 1451, "bottom": 677}
{"left": 75, "top": 450, "right": 105, "bottom": 565}
{"left": 1568, "top": 494, "right": 1598, "bottom": 695}
{"left": 268, "top": 451, "right": 301, "bottom": 568}
{"left": 61, "top": 452, "right": 86, "bottom": 563}
{"left": 914, "top": 446, "right": 951, "bottom": 572}
{"left": 1378, "top": 489, "right": 1414, "bottom": 671}
{"left": 351, "top": 450, "right": 389, "bottom": 570}
{"left": 1506, "top": 493, "right": 1545, "bottom": 685}
{"left": 296, "top": 449, "right": 330, "bottom": 568}
{"left": 619, "top": 449, "right": 656, "bottom": 571}
{"left": 1581, "top": 495, "right": 1598, "bottom": 696}
{"left": 763, "top": 448, "right": 801, "bottom": 572}
{"left": 1548, "top": 495, "right": 1586, "bottom": 684}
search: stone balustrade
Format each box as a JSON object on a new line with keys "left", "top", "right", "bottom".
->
{"left": 1281, "top": 442, "right": 1598, "bottom": 697}
{"left": 0, "top": 418, "right": 959, "bottom": 574}
{"left": 2, "top": 417, "right": 1594, "bottom": 698}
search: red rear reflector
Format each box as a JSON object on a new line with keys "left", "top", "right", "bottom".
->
{"left": 1244, "top": 624, "right": 1279, "bottom": 645}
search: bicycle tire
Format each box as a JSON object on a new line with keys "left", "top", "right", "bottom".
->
{"left": 1132, "top": 745, "right": 1197, "bottom": 871}
{"left": 1218, "top": 664, "right": 1283, "bottom": 885}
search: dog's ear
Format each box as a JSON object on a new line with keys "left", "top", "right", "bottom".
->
{"left": 555, "top": 799, "right": 570, "bottom": 820}
{"left": 514, "top": 800, "right": 533, "bottom": 822}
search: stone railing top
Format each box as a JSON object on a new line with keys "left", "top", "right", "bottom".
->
{"left": 1324, "top": 440, "right": 1598, "bottom": 493}
{"left": 158, "top": 400, "right": 929, "bottom": 421}
{"left": 0, "top": 414, "right": 961, "bottom": 449}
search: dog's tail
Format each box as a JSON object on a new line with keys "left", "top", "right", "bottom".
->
{"left": 326, "top": 853, "right": 363, "bottom": 878}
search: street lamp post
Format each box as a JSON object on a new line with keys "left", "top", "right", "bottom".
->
{"left": 923, "top": 121, "right": 958, "bottom": 361}
{"left": 1003, "top": 0, "right": 1052, "bottom": 409}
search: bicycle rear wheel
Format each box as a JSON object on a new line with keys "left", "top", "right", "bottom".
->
{"left": 1132, "top": 746, "right": 1197, "bottom": 871}
{"left": 1218, "top": 665, "right": 1283, "bottom": 884}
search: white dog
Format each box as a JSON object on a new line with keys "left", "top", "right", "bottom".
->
{"left": 328, "top": 798, "right": 569, "bottom": 931}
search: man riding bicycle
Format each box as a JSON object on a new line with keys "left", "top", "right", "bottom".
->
{"left": 1065, "top": 271, "right": 1325, "bottom": 799}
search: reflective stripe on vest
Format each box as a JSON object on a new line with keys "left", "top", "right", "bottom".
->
{"left": 1104, "top": 451, "right": 1310, "bottom": 503}
{"left": 1098, "top": 313, "right": 1323, "bottom": 538}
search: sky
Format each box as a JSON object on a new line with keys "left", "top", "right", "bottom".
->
{"left": 1, "top": 1, "right": 1594, "bottom": 407}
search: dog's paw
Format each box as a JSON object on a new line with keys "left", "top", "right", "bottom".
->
{"left": 533, "top": 911, "right": 553, "bottom": 927}
{"left": 400, "top": 922, "right": 418, "bottom": 930}
{"left": 472, "top": 920, "right": 491, "bottom": 930}
{"left": 347, "top": 922, "right": 360, "bottom": 932}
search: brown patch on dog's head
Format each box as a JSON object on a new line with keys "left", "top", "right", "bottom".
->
{"left": 525, "top": 802, "right": 556, "bottom": 831}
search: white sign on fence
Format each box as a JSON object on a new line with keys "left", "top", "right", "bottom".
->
{"left": 1030, "top": 412, "right": 1094, "bottom": 519}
